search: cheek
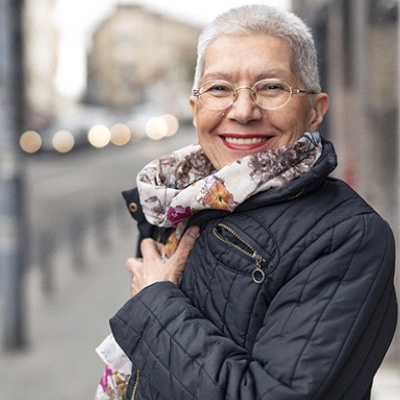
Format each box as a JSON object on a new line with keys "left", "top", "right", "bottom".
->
{"left": 273, "top": 103, "right": 311, "bottom": 132}
{"left": 195, "top": 108, "right": 224, "bottom": 134}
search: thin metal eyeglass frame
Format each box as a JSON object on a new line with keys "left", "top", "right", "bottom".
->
{"left": 192, "top": 80, "right": 316, "bottom": 111}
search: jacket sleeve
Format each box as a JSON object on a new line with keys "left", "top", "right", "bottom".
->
{"left": 110, "top": 213, "right": 397, "bottom": 400}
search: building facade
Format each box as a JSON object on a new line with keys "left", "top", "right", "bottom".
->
{"left": 23, "top": 0, "right": 58, "bottom": 131}
{"left": 292, "top": 0, "right": 399, "bottom": 361}
{"left": 86, "top": 4, "right": 201, "bottom": 115}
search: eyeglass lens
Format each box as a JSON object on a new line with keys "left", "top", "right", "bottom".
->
{"left": 198, "top": 80, "right": 293, "bottom": 110}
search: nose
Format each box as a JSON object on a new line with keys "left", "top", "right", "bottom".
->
{"left": 227, "top": 87, "right": 262, "bottom": 124}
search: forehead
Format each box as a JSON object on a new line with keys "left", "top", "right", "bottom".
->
{"left": 203, "top": 34, "right": 295, "bottom": 81}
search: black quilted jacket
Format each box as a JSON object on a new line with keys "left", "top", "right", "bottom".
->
{"left": 111, "top": 138, "right": 397, "bottom": 400}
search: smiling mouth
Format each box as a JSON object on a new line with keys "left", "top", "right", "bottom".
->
{"left": 224, "top": 136, "right": 268, "bottom": 145}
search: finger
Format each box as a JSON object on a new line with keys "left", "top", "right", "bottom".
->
{"left": 140, "top": 238, "right": 163, "bottom": 259}
{"left": 172, "top": 226, "right": 199, "bottom": 261}
{"left": 125, "top": 257, "right": 142, "bottom": 273}
{"left": 126, "top": 257, "right": 135, "bottom": 272}
{"left": 154, "top": 241, "right": 165, "bottom": 253}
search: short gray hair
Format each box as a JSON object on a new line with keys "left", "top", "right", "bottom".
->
{"left": 193, "top": 5, "right": 321, "bottom": 93}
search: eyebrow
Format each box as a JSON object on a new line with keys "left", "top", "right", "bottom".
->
{"left": 259, "top": 69, "right": 293, "bottom": 80}
{"left": 201, "top": 69, "right": 293, "bottom": 83}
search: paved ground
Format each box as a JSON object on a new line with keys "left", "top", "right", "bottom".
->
{"left": 0, "top": 149, "right": 399, "bottom": 399}
{"left": 0, "top": 207, "right": 135, "bottom": 399}
{"left": 372, "top": 362, "right": 400, "bottom": 400}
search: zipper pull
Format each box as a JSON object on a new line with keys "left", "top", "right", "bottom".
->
{"left": 252, "top": 252, "right": 265, "bottom": 284}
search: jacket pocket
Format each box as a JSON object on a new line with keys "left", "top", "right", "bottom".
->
{"left": 189, "top": 220, "right": 276, "bottom": 349}
{"left": 213, "top": 223, "right": 269, "bottom": 283}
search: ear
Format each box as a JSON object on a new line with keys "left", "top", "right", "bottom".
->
{"left": 308, "top": 93, "right": 329, "bottom": 132}
{"left": 189, "top": 96, "right": 197, "bottom": 128}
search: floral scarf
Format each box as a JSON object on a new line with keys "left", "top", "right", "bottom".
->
{"left": 137, "top": 131, "right": 322, "bottom": 256}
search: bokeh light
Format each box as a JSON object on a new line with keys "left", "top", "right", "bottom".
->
{"left": 162, "top": 114, "right": 179, "bottom": 137}
{"left": 52, "top": 130, "right": 75, "bottom": 153}
{"left": 145, "top": 117, "right": 168, "bottom": 140}
{"left": 19, "top": 130, "right": 42, "bottom": 153}
{"left": 87, "top": 124, "right": 111, "bottom": 148}
{"left": 110, "top": 123, "right": 131, "bottom": 146}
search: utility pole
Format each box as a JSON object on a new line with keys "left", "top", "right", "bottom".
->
{"left": 397, "top": 0, "right": 400, "bottom": 361}
{"left": 0, "top": 0, "right": 27, "bottom": 350}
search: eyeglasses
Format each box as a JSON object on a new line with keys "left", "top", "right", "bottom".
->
{"left": 193, "top": 79, "right": 316, "bottom": 111}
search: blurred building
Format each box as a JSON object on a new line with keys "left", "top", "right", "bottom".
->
{"left": 86, "top": 3, "right": 201, "bottom": 115}
{"left": 23, "top": 0, "right": 59, "bottom": 131}
{"left": 292, "top": 0, "right": 399, "bottom": 360}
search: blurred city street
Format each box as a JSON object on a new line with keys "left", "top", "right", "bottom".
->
{"left": 0, "top": 129, "right": 399, "bottom": 399}
{"left": 0, "top": 129, "right": 197, "bottom": 399}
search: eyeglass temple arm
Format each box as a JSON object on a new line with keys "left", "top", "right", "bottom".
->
{"left": 291, "top": 88, "right": 316, "bottom": 95}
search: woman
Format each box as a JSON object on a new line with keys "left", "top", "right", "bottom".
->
{"left": 103, "top": 5, "right": 397, "bottom": 400}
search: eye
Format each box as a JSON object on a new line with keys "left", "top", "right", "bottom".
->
{"left": 256, "top": 80, "right": 287, "bottom": 95}
{"left": 201, "top": 82, "right": 232, "bottom": 96}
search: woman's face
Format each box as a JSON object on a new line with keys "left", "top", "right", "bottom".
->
{"left": 190, "top": 34, "right": 329, "bottom": 170}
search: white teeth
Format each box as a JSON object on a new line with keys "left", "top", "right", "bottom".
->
{"left": 224, "top": 137, "right": 267, "bottom": 145}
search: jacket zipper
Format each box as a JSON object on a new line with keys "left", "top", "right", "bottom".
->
{"left": 287, "top": 187, "right": 306, "bottom": 201}
{"left": 130, "top": 369, "right": 140, "bottom": 400}
{"left": 213, "top": 223, "right": 266, "bottom": 283}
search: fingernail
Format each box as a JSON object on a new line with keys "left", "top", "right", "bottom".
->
{"left": 187, "top": 226, "right": 200, "bottom": 238}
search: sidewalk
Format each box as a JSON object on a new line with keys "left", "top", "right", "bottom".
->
{"left": 1, "top": 201, "right": 399, "bottom": 399}
{"left": 0, "top": 207, "right": 135, "bottom": 399}
{"left": 372, "top": 362, "right": 400, "bottom": 400}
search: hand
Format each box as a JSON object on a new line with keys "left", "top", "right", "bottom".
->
{"left": 126, "top": 226, "right": 199, "bottom": 297}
